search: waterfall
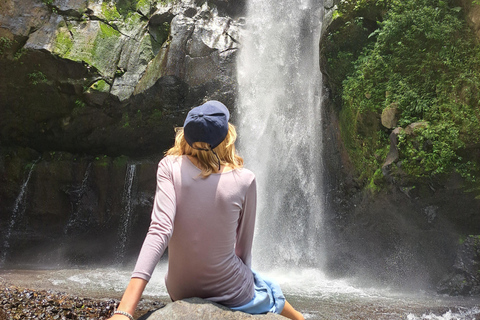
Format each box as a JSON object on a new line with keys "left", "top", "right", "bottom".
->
{"left": 116, "top": 164, "right": 137, "bottom": 262}
{"left": 1, "top": 159, "right": 38, "bottom": 266}
{"left": 237, "top": 0, "right": 324, "bottom": 269}
{"left": 64, "top": 162, "right": 92, "bottom": 235}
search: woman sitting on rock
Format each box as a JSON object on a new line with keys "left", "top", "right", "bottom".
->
{"left": 109, "top": 100, "right": 304, "bottom": 320}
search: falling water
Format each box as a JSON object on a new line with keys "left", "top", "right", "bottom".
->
{"left": 64, "top": 162, "right": 92, "bottom": 235}
{"left": 116, "top": 164, "right": 137, "bottom": 262}
{"left": 237, "top": 0, "right": 324, "bottom": 269}
{"left": 0, "top": 159, "right": 38, "bottom": 266}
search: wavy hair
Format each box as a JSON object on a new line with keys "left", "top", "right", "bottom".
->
{"left": 165, "top": 123, "right": 244, "bottom": 177}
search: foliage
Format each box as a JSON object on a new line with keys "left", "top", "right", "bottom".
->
{"left": 101, "top": 1, "right": 121, "bottom": 21}
{"left": 99, "top": 22, "right": 120, "bottom": 38}
{"left": 334, "top": 0, "right": 389, "bottom": 17}
{"left": 54, "top": 28, "right": 74, "bottom": 56}
{"left": 75, "top": 99, "right": 86, "bottom": 108}
{"left": 94, "top": 155, "right": 110, "bottom": 167}
{"left": 28, "top": 71, "right": 48, "bottom": 85}
{"left": 335, "top": 0, "right": 480, "bottom": 185}
{"left": 0, "top": 37, "right": 12, "bottom": 55}
{"left": 113, "top": 155, "right": 129, "bottom": 168}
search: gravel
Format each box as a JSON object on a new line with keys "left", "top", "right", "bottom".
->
{"left": 0, "top": 285, "right": 164, "bottom": 320}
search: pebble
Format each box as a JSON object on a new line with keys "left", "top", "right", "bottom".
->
{"left": 0, "top": 286, "right": 163, "bottom": 320}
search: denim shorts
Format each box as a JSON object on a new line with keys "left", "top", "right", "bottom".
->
{"left": 230, "top": 270, "right": 285, "bottom": 314}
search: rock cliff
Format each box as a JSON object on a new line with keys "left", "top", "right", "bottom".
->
{"left": 0, "top": 0, "right": 243, "bottom": 266}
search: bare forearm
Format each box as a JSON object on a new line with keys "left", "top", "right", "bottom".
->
{"left": 109, "top": 277, "right": 148, "bottom": 320}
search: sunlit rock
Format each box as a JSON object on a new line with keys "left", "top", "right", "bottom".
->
{"left": 138, "top": 298, "right": 285, "bottom": 320}
{"left": 381, "top": 126, "right": 403, "bottom": 178}
{"left": 381, "top": 102, "right": 399, "bottom": 129}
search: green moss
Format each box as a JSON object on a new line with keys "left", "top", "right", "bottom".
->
{"left": 90, "top": 79, "right": 110, "bottom": 92}
{"left": 101, "top": 1, "right": 121, "bottom": 21}
{"left": 72, "top": 99, "right": 86, "bottom": 117}
{"left": 122, "top": 113, "right": 130, "bottom": 128}
{"left": 94, "top": 155, "right": 110, "bottom": 167}
{"left": 75, "top": 99, "right": 86, "bottom": 108}
{"left": 99, "top": 22, "right": 120, "bottom": 39}
{"left": 53, "top": 28, "right": 74, "bottom": 56}
{"left": 115, "top": 0, "right": 137, "bottom": 15}
{"left": 28, "top": 71, "right": 48, "bottom": 85}
{"left": 136, "top": 0, "right": 152, "bottom": 12}
{"left": 0, "top": 37, "right": 12, "bottom": 55}
{"left": 366, "top": 168, "right": 386, "bottom": 193}
{"left": 89, "top": 22, "right": 122, "bottom": 76}
{"left": 13, "top": 48, "right": 27, "bottom": 61}
{"left": 113, "top": 155, "right": 129, "bottom": 168}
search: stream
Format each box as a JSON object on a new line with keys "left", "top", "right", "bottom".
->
{"left": 1, "top": 265, "right": 478, "bottom": 319}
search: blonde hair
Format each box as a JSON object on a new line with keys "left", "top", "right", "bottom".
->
{"left": 165, "top": 123, "right": 244, "bottom": 177}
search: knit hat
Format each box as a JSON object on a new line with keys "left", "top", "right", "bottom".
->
{"left": 183, "top": 100, "right": 230, "bottom": 149}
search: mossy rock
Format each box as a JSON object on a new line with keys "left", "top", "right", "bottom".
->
{"left": 55, "top": 20, "right": 124, "bottom": 80}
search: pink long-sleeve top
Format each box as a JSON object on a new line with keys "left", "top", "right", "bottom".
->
{"left": 132, "top": 155, "right": 256, "bottom": 307}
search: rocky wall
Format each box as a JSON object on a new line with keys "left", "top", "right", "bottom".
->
{"left": 0, "top": 0, "right": 244, "bottom": 266}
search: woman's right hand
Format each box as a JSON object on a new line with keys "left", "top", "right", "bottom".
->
{"left": 107, "top": 278, "right": 148, "bottom": 320}
{"left": 107, "top": 315, "right": 131, "bottom": 320}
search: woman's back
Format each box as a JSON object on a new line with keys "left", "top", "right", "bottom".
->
{"left": 136, "top": 155, "right": 257, "bottom": 307}
{"left": 109, "top": 101, "right": 303, "bottom": 320}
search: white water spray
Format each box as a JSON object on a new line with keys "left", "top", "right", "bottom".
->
{"left": 1, "top": 159, "right": 38, "bottom": 266}
{"left": 237, "top": 0, "right": 324, "bottom": 269}
{"left": 116, "top": 164, "right": 137, "bottom": 262}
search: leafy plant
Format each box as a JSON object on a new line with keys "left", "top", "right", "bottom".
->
{"left": 28, "top": 71, "right": 48, "bottom": 85}
{"left": 0, "top": 37, "right": 12, "bottom": 55}
{"left": 336, "top": 0, "right": 480, "bottom": 186}
{"left": 75, "top": 99, "right": 86, "bottom": 108}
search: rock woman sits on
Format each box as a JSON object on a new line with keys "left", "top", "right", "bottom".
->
{"left": 108, "top": 100, "right": 304, "bottom": 320}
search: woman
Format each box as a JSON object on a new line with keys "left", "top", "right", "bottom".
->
{"left": 109, "top": 101, "right": 304, "bottom": 320}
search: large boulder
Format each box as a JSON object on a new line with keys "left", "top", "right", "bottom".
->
{"left": 138, "top": 298, "right": 285, "bottom": 320}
